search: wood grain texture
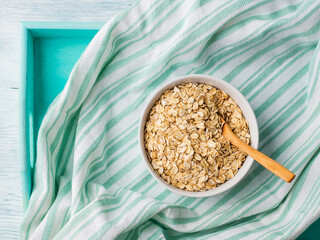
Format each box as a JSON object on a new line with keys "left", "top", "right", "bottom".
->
{"left": 0, "top": 0, "right": 135, "bottom": 238}
{"left": 222, "top": 120, "right": 295, "bottom": 183}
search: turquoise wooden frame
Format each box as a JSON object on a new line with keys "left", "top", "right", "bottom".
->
{"left": 19, "top": 22, "right": 103, "bottom": 210}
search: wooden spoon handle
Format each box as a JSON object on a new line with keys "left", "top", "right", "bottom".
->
{"left": 225, "top": 130, "right": 295, "bottom": 183}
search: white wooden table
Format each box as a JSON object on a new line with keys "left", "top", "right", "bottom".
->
{"left": 0, "top": 1, "right": 134, "bottom": 238}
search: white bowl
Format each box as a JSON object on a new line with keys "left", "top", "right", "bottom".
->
{"left": 139, "top": 74, "right": 259, "bottom": 197}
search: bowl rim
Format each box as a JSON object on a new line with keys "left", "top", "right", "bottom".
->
{"left": 139, "top": 74, "right": 259, "bottom": 197}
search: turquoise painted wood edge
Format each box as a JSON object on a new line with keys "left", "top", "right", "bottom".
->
{"left": 22, "top": 21, "right": 105, "bottom": 37}
{"left": 19, "top": 22, "right": 103, "bottom": 211}
{"left": 20, "top": 24, "right": 33, "bottom": 211}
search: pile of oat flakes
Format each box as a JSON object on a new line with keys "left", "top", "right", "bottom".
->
{"left": 144, "top": 83, "right": 250, "bottom": 191}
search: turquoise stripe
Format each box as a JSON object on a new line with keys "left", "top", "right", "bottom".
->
{"left": 73, "top": 172, "right": 154, "bottom": 231}
{"left": 96, "top": 0, "right": 230, "bottom": 81}
{"left": 307, "top": 44, "right": 320, "bottom": 101}
{"left": 259, "top": 88, "right": 306, "bottom": 130}
{"left": 222, "top": 2, "right": 319, "bottom": 81}
{"left": 122, "top": 201, "right": 162, "bottom": 234}
{"left": 148, "top": 228, "right": 165, "bottom": 240}
{"left": 90, "top": 202, "right": 182, "bottom": 239}
{"left": 86, "top": 198, "right": 155, "bottom": 239}
{"left": 80, "top": 125, "right": 139, "bottom": 205}
{"left": 259, "top": 89, "right": 306, "bottom": 139}
{"left": 205, "top": 2, "right": 317, "bottom": 77}
{"left": 59, "top": 207, "right": 70, "bottom": 234}
{"left": 69, "top": 193, "right": 135, "bottom": 240}
{"left": 246, "top": 44, "right": 315, "bottom": 100}
{"left": 209, "top": 10, "right": 317, "bottom": 82}
{"left": 71, "top": 172, "right": 172, "bottom": 239}
{"left": 36, "top": 111, "right": 79, "bottom": 239}
{"left": 57, "top": 187, "right": 129, "bottom": 239}
{"left": 56, "top": 115, "right": 78, "bottom": 177}
{"left": 193, "top": 1, "right": 303, "bottom": 75}
{"left": 41, "top": 182, "right": 71, "bottom": 240}
{"left": 260, "top": 101, "right": 306, "bottom": 147}
{"left": 76, "top": 139, "right": 139, "bottom": 212}
{"left": 128, "top": 221, "right": 153, "bottom": 240}
{"left": 96, "top": 0, "right": 187, "bottom": 79}
{"left": 255, "top": 64, "right": 309, "bottom": 117}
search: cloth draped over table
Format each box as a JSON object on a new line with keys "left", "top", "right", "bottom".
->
{"left": 20, "top": 0, "right": 320, "bottom": 239}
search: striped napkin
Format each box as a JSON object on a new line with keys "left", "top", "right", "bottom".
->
{"left": 20, "top": 0, "right": 320, "bottom": 239}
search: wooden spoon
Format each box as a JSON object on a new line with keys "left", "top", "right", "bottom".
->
{"left": 220, "top": 117, "right": 295, "bottom": 183}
